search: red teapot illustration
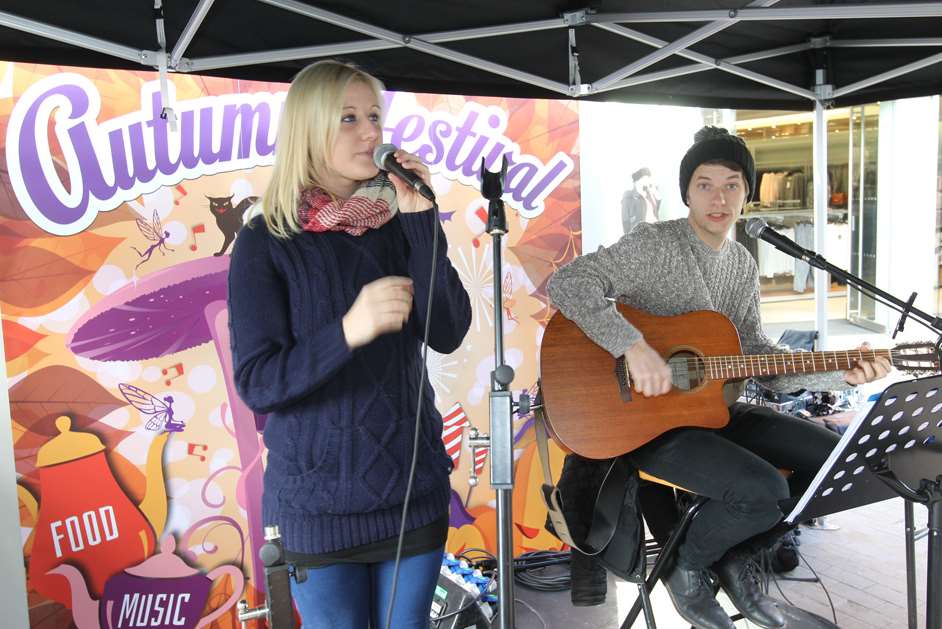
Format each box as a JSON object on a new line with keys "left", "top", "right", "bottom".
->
{"left": 28, "top": 416, "right": 169, "bottom": 605}
{"left": 51, "top": 536, "right": 245, "bottom": 629}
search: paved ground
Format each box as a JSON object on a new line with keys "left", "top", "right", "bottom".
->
{"left": 511, "top": 486, "right": 928, "bottom": 629}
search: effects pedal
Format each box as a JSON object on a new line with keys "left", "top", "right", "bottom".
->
{"left": 430, "top": 553, "right": 495, "bottom": 629}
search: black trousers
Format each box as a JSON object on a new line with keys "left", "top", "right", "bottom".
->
{"left": 628, "top": 402, "right": 840, "bottom": 570}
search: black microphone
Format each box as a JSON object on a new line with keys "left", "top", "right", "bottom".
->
{"left": 372, "top": 143, "right": 435, "bottom": 201}
{"left": 745, "top": 217, "right": 817, "bottom": 263}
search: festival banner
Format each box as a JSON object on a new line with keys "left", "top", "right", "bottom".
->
{"left": 0, "top": 61, "right": 579, "bottom": 627}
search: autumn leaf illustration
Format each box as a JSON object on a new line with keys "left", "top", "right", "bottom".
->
{"left": 0, "top": 148, "right": 71, "bottom": 222}
{"left": 205, "top": 573, "right": 240, "bottom": 629}
{"left": 509, "top": 204, "right": 581, "bottom": 302}
{"left": 3, "top": 346, "right": 50, "bottom": 377}
{"left": 89, "top": 202, "right": 140, "bottom": 229}
{"left": 0, "top": 218, "right": 46, "bottom": 240}
{"left": 1, "top": 245, "right": 95, "bottom": 315}
{"left": 9, "top": 364, "right": 125, "bottom": 433}
{"left": 26, "top": 596, "right": 72, "bottom": 628}
{"left": 0, "top": 150, "right": 28, "bottom": 221}
{"left": 1, "top": 319, "right": 46, "bottom": 361}
{"left": 25, "top": 229, "right": 124, "bottom": 274}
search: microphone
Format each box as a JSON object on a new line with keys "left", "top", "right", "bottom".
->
{"left": 372, "top": 143, "right": 435, "bottom": 201}
{"left": 745, "top": 217, "right": 817, "bottom": 262}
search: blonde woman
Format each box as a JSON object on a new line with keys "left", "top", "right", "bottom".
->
{"left": 228, "top": 60, "right": 471, "bottom": 628}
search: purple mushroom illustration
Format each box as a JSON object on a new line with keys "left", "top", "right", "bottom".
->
{"left": 66, "top": 256, "right": 264, "bottom": 593}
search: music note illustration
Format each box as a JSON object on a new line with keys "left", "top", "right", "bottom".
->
{"left": 187, "top": 443, "right": 208, "bottom": 462}
{"left": 174, "top": 183, "right": 188, "bottom": 205}
{"left": 162, "top": 362, "right": 184, "bottom": 386}
{"left": 189, "top": 223, "right": 206, "bottom": 251}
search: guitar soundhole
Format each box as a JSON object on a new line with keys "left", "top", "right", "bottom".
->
{"left": 668, "top": 351, "right": 707, "bottom": 391}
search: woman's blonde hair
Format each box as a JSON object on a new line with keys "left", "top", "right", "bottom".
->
{"left": 260, "top": 60, "right": 384, "bottom": 238}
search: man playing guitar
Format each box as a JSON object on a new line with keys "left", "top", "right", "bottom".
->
{"left": 547, "top": 126, "right": 891, "bottom": 629}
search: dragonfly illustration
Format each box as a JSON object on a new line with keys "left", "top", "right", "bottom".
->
{"left": 118, "top": 383, "right": 184, "bottom": 433}
{"left": 131, "top": 209, "right": 173, "bottom": 269}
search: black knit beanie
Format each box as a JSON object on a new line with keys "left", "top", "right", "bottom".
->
{"left": 678, "top": 126, "right": 755, "bottom": 205}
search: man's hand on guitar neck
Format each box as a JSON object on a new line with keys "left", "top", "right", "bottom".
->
{"left": 843, "top": 342, "right": 892, "bottom": 385}
{"left": 625, "top": 339, "right": 673, "bottom": 397}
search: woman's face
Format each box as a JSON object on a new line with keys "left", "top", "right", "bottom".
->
{"left": 322, "top": 80, "right": 382, "bottom": 198}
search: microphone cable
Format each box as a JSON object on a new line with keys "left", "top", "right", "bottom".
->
{"left": 513, "top": 551, "right": 572, "bottom": 592}
{"left": 383, "top": 199, "right": 441, "bottom": 629}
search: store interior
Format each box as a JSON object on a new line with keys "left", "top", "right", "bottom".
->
{"left": 732, "top": 106, "right": 889, "bottom": 333}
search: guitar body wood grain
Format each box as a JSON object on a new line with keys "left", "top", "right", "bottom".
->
{"left": 540, "top": 304, "right": 742, "bottom": 459}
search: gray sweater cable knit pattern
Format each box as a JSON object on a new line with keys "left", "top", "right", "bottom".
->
{"left": 546, "top": 218, "right": 850, "bottom": 394}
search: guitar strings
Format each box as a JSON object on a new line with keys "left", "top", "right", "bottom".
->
{"left": 672, "top": 349, "right": 916, "bottom": 366}
{"left": 629, "top": 348, "right": 936, "bottom": 383}
{"left": 663, "top": 349, "right": 933, "bottom": 378}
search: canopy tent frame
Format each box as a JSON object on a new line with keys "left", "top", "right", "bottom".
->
{"left": 3, "top": 2, "right": 942, "bottom": 102}
{"left": 2, "top": 3, "right": 942, "bottom": 626}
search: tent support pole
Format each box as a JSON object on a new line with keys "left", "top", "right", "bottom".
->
{"left": 170, "top": 0, "right": 215, "bottom": 69}
{"left": 813, "top": 75, "right": 832, "bottom": 349}
{"left": 0, "top": 9, "right": 154, "bottom": 65}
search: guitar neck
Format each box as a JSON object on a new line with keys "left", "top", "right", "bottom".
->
{"left": 704, "top": 349, "right": 893, "bottom": 380}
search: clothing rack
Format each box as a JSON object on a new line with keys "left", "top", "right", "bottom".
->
{"left": 739, "top": 208, "right": 848, "bottom": 227}
{"left": 735, "top": 211, "right": 850, "bottom": 287}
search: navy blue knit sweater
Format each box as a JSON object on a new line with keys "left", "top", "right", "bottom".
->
{"left": 228, "top": 208, "right": 472, "bottom": 554}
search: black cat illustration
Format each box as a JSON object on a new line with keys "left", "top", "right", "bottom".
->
{"left": 207, "top": 195, "right": 258, "bottom": 256}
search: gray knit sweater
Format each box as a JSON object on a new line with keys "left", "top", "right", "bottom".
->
{"left": 546, "top": 218, "right": 850, "bottom": 394}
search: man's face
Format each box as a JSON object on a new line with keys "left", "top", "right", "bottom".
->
{"left": 685, "top": 163, "right": 747, "bottom": 247}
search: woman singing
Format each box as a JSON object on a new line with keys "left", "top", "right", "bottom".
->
{"left": 228, "top": 60, "right": 471, "bottom": 628}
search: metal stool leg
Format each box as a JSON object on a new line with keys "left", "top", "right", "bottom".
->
{"left": 637, "top": 581, "right": 657, "bottom": 629}
{"left": 620, "top": 496, "right": 709, "bottom": 629}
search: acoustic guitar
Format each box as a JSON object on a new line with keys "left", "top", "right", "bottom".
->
{"left": 539, "top": 304, "right": 940, "bottom": 459}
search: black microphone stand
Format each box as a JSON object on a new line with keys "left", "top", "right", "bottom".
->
{"left": 790, "top": 243, "right": 942, "bottom": 347}
{"left": 758, "top": 238, "right": 942, "bottom": 629}
{"left": 466, "top": 156, "right": 523, "bottom": 628}
{"left": 237, "top": 525, "right": 304, "bottom": 629}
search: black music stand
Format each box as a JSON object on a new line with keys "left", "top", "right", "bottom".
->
{"left": 785, "top": 374, "right": 942, "bottom": 629}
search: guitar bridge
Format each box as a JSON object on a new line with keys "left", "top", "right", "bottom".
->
{"left": 614, "top": 356, "right": 632, "bottom": 402}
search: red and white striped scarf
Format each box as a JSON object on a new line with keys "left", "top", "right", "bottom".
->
{"left": 298, "top": 174, "right": 397, "bottom": 236}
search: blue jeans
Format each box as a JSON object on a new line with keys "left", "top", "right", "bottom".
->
{"left": 289, "top": 547, "right": 444, "bottom": 629}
